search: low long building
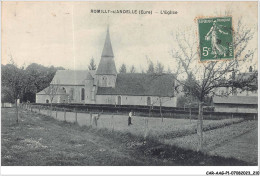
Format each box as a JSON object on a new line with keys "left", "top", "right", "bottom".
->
{"left": 212, "top": 96, "right": 258, "bottom": 113}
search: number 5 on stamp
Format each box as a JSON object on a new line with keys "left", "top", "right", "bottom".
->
{"left": 198, "top": 17, "right": 234, "bottom": 61}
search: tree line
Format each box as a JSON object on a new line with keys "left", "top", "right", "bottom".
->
{"left": 89, "top": 57, "right": 171, "bottom": 74}
{"left": 1, "top": 61, "right": 65, "bottom": 104}
{"left": 1, "top": 57, "right": 171, "bottom": 104}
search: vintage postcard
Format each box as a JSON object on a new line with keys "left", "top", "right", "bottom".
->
{"left": 1, "top": 1, "right": 258, "bottom": 175}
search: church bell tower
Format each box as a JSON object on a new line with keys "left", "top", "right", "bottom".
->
{"left": 96, "top": 27, "right": 117, "bottom": 87}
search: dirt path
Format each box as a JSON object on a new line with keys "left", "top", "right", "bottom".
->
{"left": 1, "top": 108, "right": 171, "bottom": 166}
{"left": 209, "top": 128, "right": 258, "bottom": 165}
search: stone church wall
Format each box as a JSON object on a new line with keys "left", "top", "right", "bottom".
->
{"left": 96, "top": 75, "right": 116, "bottom": 88}
{"left": 36, "top": 94, "right": 60, "bottom": 104}
{"left": 95, "top": 95, "right": 177, "bottom": 107}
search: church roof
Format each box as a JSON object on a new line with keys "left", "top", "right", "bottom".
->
{"left": 96, "top": 28, "right": 117, "bottom": 75}
{"left": 36, "top": 86, "right": 67, "bottom": 95}
{"left": 50, "top": 70, "right": 95, "bottom": 85}
{"left": 96, "top": 57, "right": 117, "bottom": 75}
{"left": 96, "top": 73, "right": 175, "bottom": 97}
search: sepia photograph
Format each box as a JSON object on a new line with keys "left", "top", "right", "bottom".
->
{"left": 1, "top": 1, "right": 259, "bottom": 174}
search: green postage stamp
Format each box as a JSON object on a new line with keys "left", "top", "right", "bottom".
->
{"left": 198, "top": 17, "right": 234, "bottom": 61}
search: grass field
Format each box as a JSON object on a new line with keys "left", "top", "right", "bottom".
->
{"left": 209, "top": 128, "right": 258, "bottom": 165}
{"left": 38, "top": 108, "right": 244, "bottom": 139}
{"left": 164, "top": 121, "right": 257, "bottom": 149}
{"left": 1, "top": 108, "right": 256, "bottom": 166}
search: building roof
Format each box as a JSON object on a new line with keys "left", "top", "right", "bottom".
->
{"left": 51, "top": 70, "right": 94, "bottom": 85}
{"left": 96, "top": 28, "right": 117, "bottom": 75}
{"left": 213, "top": 96, "right": 258, "bottom": 105}
{"left": 96, "top": 73, "right": 175, "bottom": 97}
{"left": 37, "top": 86, "right": 66, "bottom": 95}
{"left": 96, "top": 57, "right": 117, "bottom": 75}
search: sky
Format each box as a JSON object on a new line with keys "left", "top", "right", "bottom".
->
{"left": 2, "top": 1, "right": 258, "bottom": 72}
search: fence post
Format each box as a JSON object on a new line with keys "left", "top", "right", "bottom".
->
{"left": 64, "top": 108, "right": 66, "bottom": 121}
{"left": 75, "top": 108, "right": 77, "bottom": 123}
{"left": 94, "top": 115, "right": 98, "bottom": 127}
{"left": 231, "top": 114, "right": 233, "bottom": 119}
{"left": 50, "top": 106, "right": 52, "bottom": 117}
{"left": 111, "top": 115, "right": 114, "bottom": 132}
{"left": 90, "top": 112, "right": 92, "bottom": 127}
{"left": 189, "top": 106, "right": 192, "bottom": 123}
{"left": 56, "top": 109, "right": 58, "bottom": 119}
{"left": 144, "top": 118, "right": 149, "bottom": 140}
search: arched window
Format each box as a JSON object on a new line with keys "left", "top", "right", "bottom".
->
{"left": 147, "top": 97, "right": 151, "bottom": 106}
{"left": 46, "top": 99, "right": 49, "bottom": 103}
{"left": 81, "top": 88, "right": 85, "bottom": 101}
{"left": 117, "top": 96, "right": 121, "bottom": 105}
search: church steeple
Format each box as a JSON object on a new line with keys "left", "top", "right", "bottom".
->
{"left": 101, "top": 27, "right": 114, "bottom": 57}
{"left": 96, "top": 27, "right": 117, "bottom": 76}
{"left": 96, "top": 27, "right": 117, "bottom": 88}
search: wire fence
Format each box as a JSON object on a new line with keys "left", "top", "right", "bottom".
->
{"left": 26, "top": 103, "right": 257, "bottom": 120}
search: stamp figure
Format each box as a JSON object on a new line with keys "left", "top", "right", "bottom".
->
{"left": 198, "top": 17, "right": 234, "bottom": 61}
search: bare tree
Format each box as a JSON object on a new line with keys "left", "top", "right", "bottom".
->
{"left": 43, "top": 81, "right": 60, "bottom": 115}
{"left": 150, "top": 96, "right": 173, "bottom": 122}
{"left": 155, "top": 61, "right": 165, "bottom": 74}
{"left": 167, "top": 67, "right": 172, "bottom": 73}
{"left": 1, "top": 59, "right": 27, "bottom": 123}
{"left": 146, "top": 57, "right": 155, "bottom": 74}
{"left": 146, "top": 73, "right": 175, "bottom": 122}
{"left": 130, "top": 65, "right": 136, "bottom": 73}
{"left": 170, "top": 18, "right": 257, "bottom": 151}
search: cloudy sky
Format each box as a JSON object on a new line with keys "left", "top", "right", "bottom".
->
{"left": 2, "top": 1, "right": 258, "bottom": 72}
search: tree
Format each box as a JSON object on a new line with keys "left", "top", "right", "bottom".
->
{"left": 167, "top": 67, "right": 172, "bottom": 73}
{"left": 1, "top": 86, "right": 15, "bottom": 103}
{"left": 155, "top": 61, "right": 165, "bottom": 73}
{"left": 130, "top": 65, "right": 136, "bottom": 73}
{"left": 88, "top": 57, "right": 96, "bottom": 70}
{"left": 119, "top": 64, "right": 127, "bottom": 73}
{"left": 145, "top": 73, "right": 175, "bottom": 122}
{"left": 43, "top": 81, "right": 61, "bottom": 115}
{"left": 24, "top": 63, "right": 63, "bottom": 102}
{"left": 170, "top": 18, "right": 257, "bottom": 151}
{"left": 1, "top": 62, "right": 27, "bottom": 123}
{"left": 147, "top": 60, "right": 155, "bottom": 74}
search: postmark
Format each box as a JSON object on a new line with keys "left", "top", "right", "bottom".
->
{"left": 198, "top": 17, "right": 234, "bottom": 61}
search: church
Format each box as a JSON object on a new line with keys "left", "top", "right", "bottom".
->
{"left": 36, "top": 28, "right": 177, "bottom": 107}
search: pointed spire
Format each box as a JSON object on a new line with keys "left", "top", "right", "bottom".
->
{"left": 96, "top": 27, "right": 117, "bottom": 75}
{"left": 101, "top": 26, "right": 114, "bottom": 57}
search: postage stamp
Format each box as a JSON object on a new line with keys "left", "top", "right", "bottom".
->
{"left": 198, "top": 17, "right": 234, "bottom": 61}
